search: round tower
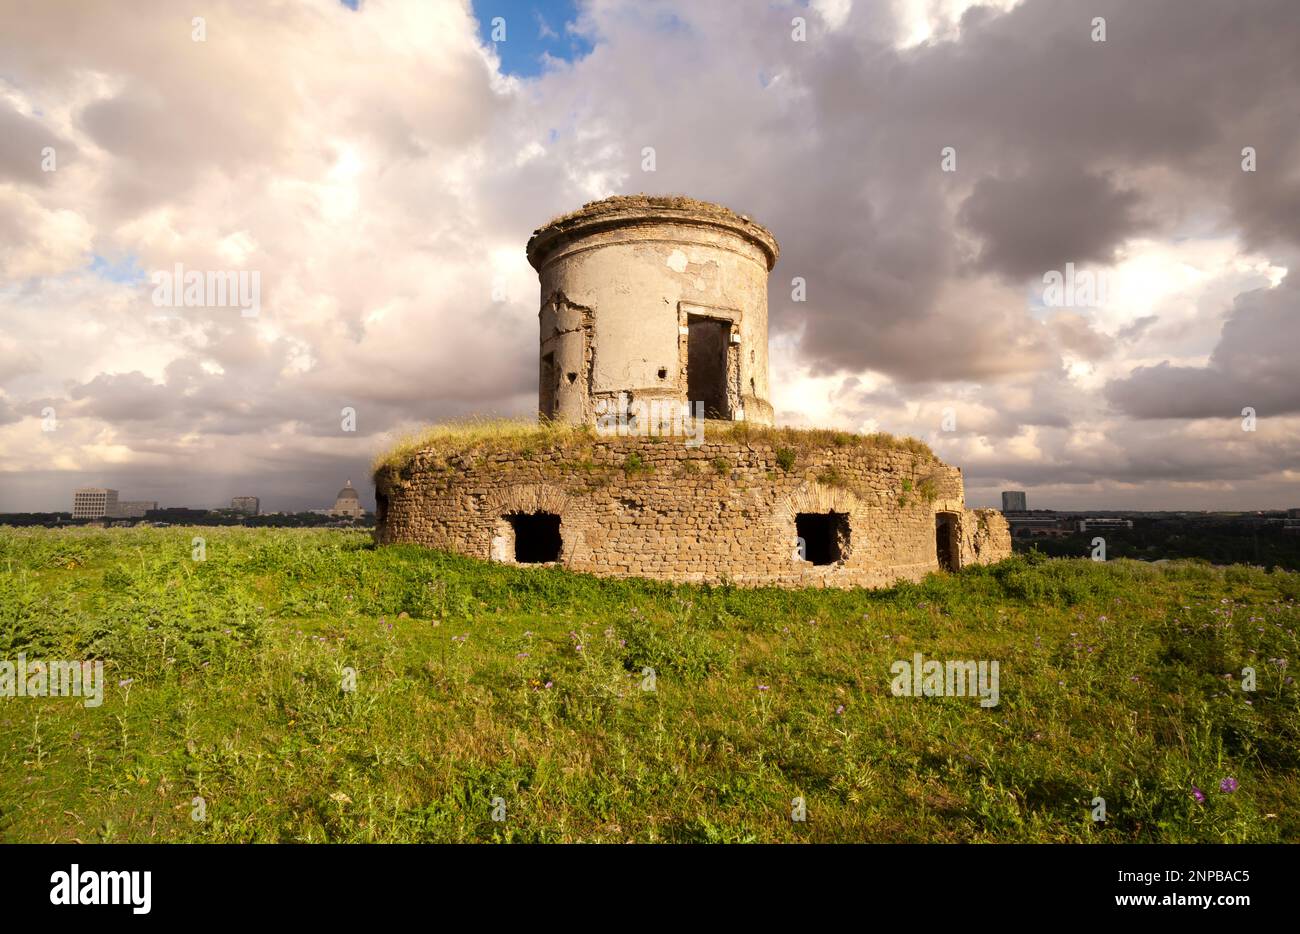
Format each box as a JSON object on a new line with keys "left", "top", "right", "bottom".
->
{"left": 526, "top": 195, "right": 779, "bottom": 428}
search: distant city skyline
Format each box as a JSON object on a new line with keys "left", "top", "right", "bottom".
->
{"left": 1, "top": 477, "right": 371, "bottom": 516}
{"left": 4, "top": 477, "right": 1294, "bottom": 518}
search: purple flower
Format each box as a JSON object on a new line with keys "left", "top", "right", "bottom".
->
{"left": 835, "top": 705, "right": 845, "bottom": 715}
{"left": 544, "top": 681, "right": 553, "bottom": 689}
{"left": 757, "top": 684, "right": 770, "bottom": 692}
{"left": 1219, "top": 777, "right": 1239, "bottom": 794}
{"left": 1192, "top": 786, "right": 1206, "bottom": 803}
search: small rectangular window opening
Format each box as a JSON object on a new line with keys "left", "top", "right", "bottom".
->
{"left": 796, "top": 512, "right": 849, "bottom": 566}
{"left": 508, "top": 512, "right": 562, "bottom": 563}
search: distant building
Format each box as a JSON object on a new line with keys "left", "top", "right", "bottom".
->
{"left": 1006, "top": 516, "right": 1070, "bottom": 539}
{"left": 329, "top": 480, "right": 365, "bottom": 519}
{"left": 73, "top": 487, "right": 118, "bottom": 519}
{"left": 1078, "top": 518, "right": 1134, "bottom": 531}
{"left": 231, "top": 496, "right": 260, "bottom": 516}
{"left": 1288, "top": 508, "right": 1300, "bottom": 519}
{"left": 109, "top": 501, "right": 158, "bottom": 519}
{"left": 144, "top": 507, "right": 210, "bottom": 523}
{"left": 1001, "top": 491, "right": 1028, "bottom": 513}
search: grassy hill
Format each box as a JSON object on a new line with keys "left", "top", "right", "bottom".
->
{"left": 1, "top": 527, "right": 1296, "bottom": 842}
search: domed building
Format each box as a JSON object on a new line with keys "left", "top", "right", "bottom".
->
{"left": 329, "top": 480, "right": 365, "bottom": 519}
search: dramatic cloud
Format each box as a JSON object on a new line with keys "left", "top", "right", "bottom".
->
{"left": 1106, "top": 274, "right": 1300, "bottom": 419}
{"left": 0, "top": 0, "right": 1297, "bottom": 512}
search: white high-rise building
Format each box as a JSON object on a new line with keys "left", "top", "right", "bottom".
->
{"left": 231, "top": 496, "right": 260, "bottom": 516}
{"left": 73, "top": 488, "right": 118, "bottom": 519}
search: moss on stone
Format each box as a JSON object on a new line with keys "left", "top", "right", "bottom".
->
{"left": 372, "top": 417, "right": 936, "bottom": 483}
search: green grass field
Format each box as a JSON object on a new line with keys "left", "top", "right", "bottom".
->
{"left": 1, "top": 527, "right": 1296, "bottom": 842}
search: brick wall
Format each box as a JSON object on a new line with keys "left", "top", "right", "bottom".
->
{"left": 374, "top": 437, "right": 1011, "bottom": 588}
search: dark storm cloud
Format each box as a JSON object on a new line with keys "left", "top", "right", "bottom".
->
{"left": 0, "top": 101, "right": 71, "bottom": 186}
{"left": 1106, "top": 274, "right": 1300, "bottom": 419}
{"left": 958, "top": 169, "right": 1148, "bottom": 280}
{"left": 663, "top": 0, "right": 1300, "bottom": 381}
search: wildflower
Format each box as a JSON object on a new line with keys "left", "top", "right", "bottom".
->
{"left": 1192, "top": 786, "right": 1206, "bottom": 803}
{"left": 516, "top": 652, "right": 529, "bottom": 659}
{"left": 544, "top": 681, "right": 553, "bottom": 689}
{"left": 757, "top": 684, "right": 770, "bottom": 692}
{"left": 1219, "top": 777, "right": 1239, "bottom": 794}
{"left": 835, "top": 705, "right": 845, "bottom": 715}
{"left": 118, "top": 678, "right": 134, "bottom": 687}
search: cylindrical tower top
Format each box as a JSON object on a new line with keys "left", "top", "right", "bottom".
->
{"left": 528, "top": 194, "right": 780, "bottom": 273}
{"left": 530, "top": 194, "right": 779, "bottom": 429}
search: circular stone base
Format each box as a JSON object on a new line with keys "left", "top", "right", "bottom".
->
{"left": 373, "top": 430, "right": 1010, "bottom": 589}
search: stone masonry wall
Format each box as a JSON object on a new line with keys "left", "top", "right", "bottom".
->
{"left": 375, "top": 437, "right": 1012, "bottom": 589}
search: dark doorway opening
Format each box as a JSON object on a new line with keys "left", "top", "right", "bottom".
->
{"left": 935, "top": 512, "right": 958, "bottom": 571}
{"left": 508, "top": 512, "right": 562, "bottom": 563}
{"left": 796, "top": 512, "right": 849, "bottom": 566}
{"left": 687, "top": 316, "right": 731, "bottom": 419}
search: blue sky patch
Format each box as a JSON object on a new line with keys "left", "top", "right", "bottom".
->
{"left": 472, "top": 0, "right": 593, "bottom": 77}
{"left": 89, "top": 254, "right": 147, "bottom": 286}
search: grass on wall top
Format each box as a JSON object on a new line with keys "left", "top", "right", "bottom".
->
{"left": 371, "top": 418, "right": 937, "bottom": 478}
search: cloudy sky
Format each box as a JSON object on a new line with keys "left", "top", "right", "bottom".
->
{"left": 1, "top": 0, "right": 1297, "bottom": 513}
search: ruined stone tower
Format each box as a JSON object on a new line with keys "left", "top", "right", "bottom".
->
{"left": 373, "top": 194, "right": 1013, "bottom": 588}
{"left": 527, "top": 195, "right": 777, "bottom": 427}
